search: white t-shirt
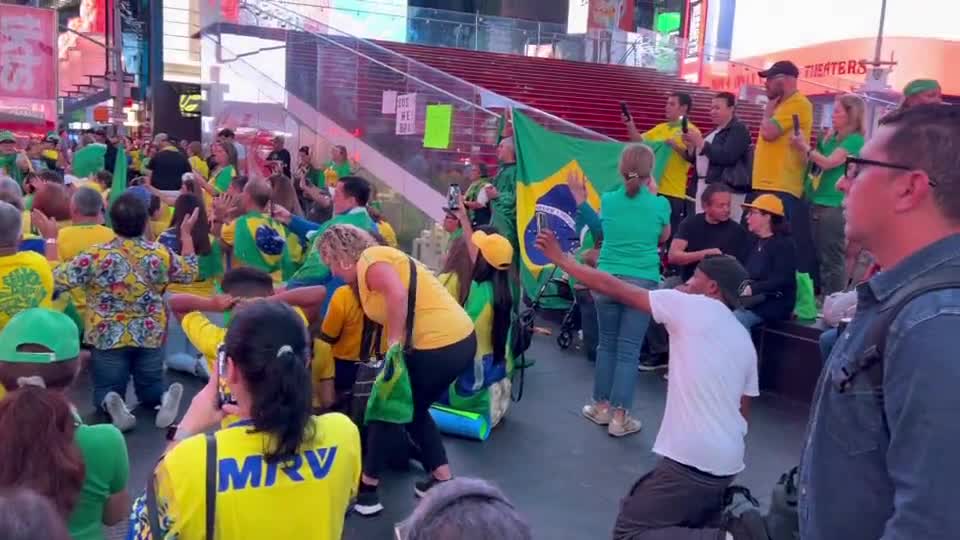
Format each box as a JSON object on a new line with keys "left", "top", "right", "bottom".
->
{"left": 649, "top": 289, "right": 759, "bottom": 476}
{"left": 695, "top": 129, "right": 719, "bottom": 179}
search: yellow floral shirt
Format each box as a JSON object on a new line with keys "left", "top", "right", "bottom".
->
{"left": 53, "top": 237, "right": 198, "bottom": 349}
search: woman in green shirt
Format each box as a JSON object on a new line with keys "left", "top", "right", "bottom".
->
{"left": 791, "top": 94, "right": 866, "bottom": 295}
{"left": 323, "top": 145, "right": 353, "bottom": 187}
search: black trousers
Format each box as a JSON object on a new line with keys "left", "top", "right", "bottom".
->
{"left": 363, "top": 332, "right": 477, "bottom": 478}
{"left": 613, "top": 458, "right": 735, "bottom": 540}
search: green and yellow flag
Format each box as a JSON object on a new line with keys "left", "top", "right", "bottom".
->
{"left": 105, "top": 146, "right": 127, "bottom": 227}
{"left": 512, "top": 109, "right": 626, "bottom": 299}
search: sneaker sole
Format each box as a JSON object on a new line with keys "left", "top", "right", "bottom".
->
{"left": 104, "top": 393, "right": 136, "bottom": 433}
{"left": 354, "top": 502, "right": 384, "bottom": 516}
{"left": 155, "top": 383, "right": 184, "bottom": 428}
{"left": 582, "top": 409, "right": 611, "bottom": 426}
{"left": 608, "top": 424, "right": 642, "bottom": 437}
{"left": 638, "top": 363, "right": 668, "bottom": 372}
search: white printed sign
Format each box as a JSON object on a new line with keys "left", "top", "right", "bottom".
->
{"left": 381, "top": 90, "right": 398, "bottom": 114}
{"left": 395, "top": 92, "right": 418, "bottom": 135}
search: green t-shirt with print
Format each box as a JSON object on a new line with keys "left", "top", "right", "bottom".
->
{"left": 808, "top": 132, "right": 864, "bottom": 207}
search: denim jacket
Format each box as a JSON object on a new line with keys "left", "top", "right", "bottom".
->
{"left": 799, "top": 234, "right": 960, "bottom": 540}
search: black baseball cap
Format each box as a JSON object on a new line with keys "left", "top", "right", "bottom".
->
{"left": 758, "top": 60, "right": 799, "bottom": 79}
{"left": 697, "top": 255, "right": 750, "bottom": 308}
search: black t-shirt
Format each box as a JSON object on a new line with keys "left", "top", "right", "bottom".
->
{"left": 675, "top": 213, "right": 753, "bottom": 281}
{"left": 147, "top": 147, "right": 191, "bottom": 191}
{"left": 267, "top": 148, "right": 292, "bottom": 178}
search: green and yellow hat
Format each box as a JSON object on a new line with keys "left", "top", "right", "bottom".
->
{"left": 0, "top": 131, "right": 16, "bottom": 144}
{"left": 471, "top": 230, "right": 514, "bottom": 270}
{"left": 903, "top": 79, "right": 940, "bottom": 97}
{"left": 0, "top": 308, "right": 80, "bottom": 364}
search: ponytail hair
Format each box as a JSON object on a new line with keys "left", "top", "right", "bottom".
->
{"left": 225, "top": 300, "right": 314, "bottom": 464}
{"left": 471, "top": 255, "right": 514, "bottom": 366}
{"left": 0, "top": 386, "right": 85, "bottom": 518}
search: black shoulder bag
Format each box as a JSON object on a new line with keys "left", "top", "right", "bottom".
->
{"left": 146, "top": 433, "right": 218, "bottom": 539}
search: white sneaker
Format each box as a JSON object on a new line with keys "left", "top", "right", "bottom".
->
{"left": 155, "top": 383, "right": 183, "bottom": 428}
{"left": 582, "top": 403, "right": 612, "bottom": 426}
{"left": 608, "top": 414, "right": 642, "bottom": 437}
{"left": 103, "top": 391, "right": 136, "bottom": 432}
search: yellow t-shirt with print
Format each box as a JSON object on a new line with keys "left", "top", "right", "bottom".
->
{"left": 0, "top": 251, "right": 54, "bottom": 331}
{"left": 145, "top": 413, "right": 360, "bottom": 540}
{"left": 753, "top": 92, "right": 813, "bottom": 197}
{"left": 643, "top": 121, "right": 699, "bottom": 199}
{"left": 357, "top": 246, "right": 473, "bottom": 351}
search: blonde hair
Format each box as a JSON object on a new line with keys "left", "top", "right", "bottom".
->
{"left": 618, "top": 143, "right": 655, "bottom": 180}
{"left": 317, "top": 224, "right": 377, "bottom": 269}
{"left": 836, "top": 94, "right": 866, "bottom": 136}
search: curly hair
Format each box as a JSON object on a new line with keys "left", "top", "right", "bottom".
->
{"left": 316, "top": 224, "right": 377, "bottom": 271}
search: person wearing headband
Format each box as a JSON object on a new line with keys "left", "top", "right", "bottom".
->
{"left": 130, "top": 301, "right": 360, "bottom": 540}
{"left": 901, "top": 79, "right": 942, "bottom": 109}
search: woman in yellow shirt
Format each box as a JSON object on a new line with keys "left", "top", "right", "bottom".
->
{"left": 130, "top": 301, "right": 360, "bottom": 540}
{"left": 316, "top": 224, "right": 475, "bottom": 516}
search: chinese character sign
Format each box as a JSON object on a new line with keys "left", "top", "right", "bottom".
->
{"left": 0, "top": 6, "right": 56, "bottom": 101}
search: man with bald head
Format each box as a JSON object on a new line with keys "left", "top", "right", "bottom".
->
{"left": 218, "top": 179, "right": 295, "bottom": 280}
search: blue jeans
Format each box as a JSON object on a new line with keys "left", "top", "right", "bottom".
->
{"left": 592, "top": 277, "right": 657, "bottom": 410}
{"left": 163, "top": 298, "right": 219, "bottom": 378}
{"left": 90, "top": 347, "right": 166, "bottom": 410}
{"left": 818, "top": 327, "right": 839, "bottom": 361}
{"left": 733, "top": 308, "right": 765, "bottom": 330}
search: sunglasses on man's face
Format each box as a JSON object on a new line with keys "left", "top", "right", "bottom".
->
{"left": 843, "top": 156, "right": 937, "bottom": 188}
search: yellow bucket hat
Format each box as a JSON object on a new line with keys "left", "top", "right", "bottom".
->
{"left": 471, "top": 230, "right": 514, "bottom": 270}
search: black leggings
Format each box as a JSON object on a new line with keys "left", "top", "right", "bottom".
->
{"left": 363, "top": 332, "right": 477, "bottom": 479}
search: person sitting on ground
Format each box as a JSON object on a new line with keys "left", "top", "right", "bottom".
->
{"left": 167, "top": 267, "right": 331, "bottom": 413}
{"left": 316, "top": 224, "right": 476, "bottom": 516}
{"left": 215, "top": 178, "right": 299, "bottom": 281}
{"left": 35, "top": 192, "right": 200, "bottom": 432}
{"left": 537, "top": 231, "right": 767, "bottom": 540}
{"left": 0, "top": 488, "right": 72, "bottom": 540}
{"left": 735, "top": 194, "right": 798, "bottom": 329}
{"left": 129, "top": 301, "right": 360, "bottom": 540}
{"left": 440, "top": 206, "right": 515, "bottom": 428}
{"left": 0, "top": 309, "right": 130, "bottom": 540}
{"left": 396, "top": 478, "right": 532, "bottom": 540}
{"left": 0, "top": 201, "right": 53, "bottom": 331}
{"left": 158, "top": 194, "right": 224, "bottom": 378}
{"left": 669, "top": 183, "right": 752, "bottom": 283}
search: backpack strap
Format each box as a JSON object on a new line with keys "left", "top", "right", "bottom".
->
{"left": 205, "top": 433, "right": 218, "bottom": 540}
{"left": 404, "top": 257, "right": 418, "bottom": 354}
{"left": 146, "top": 464, "right": 163, "bottom": 539}
{"left": 834, "top": 265, "right": 960, "bottom": 392}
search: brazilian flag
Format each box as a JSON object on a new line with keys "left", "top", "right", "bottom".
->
{"left": 512, "top": 109, "right": 626, "bottom": 301}
{"left": 104, "top": 146, "right": 128, "bottom": 227}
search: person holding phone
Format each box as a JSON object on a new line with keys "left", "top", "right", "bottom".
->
{"left": 751, "top": 61, "right": 813, "bottom": 215}
{"left": 129, "top": 301, "right": 361, "bottom": 540}
{"left": 625, "top": 93, "right": 699, "bottom": 234}
{"left": 567, "top": 144, "right": 671, "bottom": 436}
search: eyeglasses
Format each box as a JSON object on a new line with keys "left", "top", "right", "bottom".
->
{"left": 844, "top": 156, "right": 938, "bottom": 187}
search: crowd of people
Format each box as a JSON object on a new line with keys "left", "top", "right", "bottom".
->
{"left": 0, "top": 64, "right": 955, "bottom": 540}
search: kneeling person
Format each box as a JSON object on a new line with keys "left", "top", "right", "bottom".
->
{"left": 537, "top": 230, "right": 767, "bottom": 540}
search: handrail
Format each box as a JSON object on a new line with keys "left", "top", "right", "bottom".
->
{"left": 251, "top": 0, "right": 616, "bottom": 142}
{"left": 59, "top": 26, "right": 106, "bottom": 49}
{"left": 239, "top": 1, "right": 505, "bottom": 121}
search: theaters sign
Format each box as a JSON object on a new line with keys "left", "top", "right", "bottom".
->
{"left": 704, "top": 37, "right": 960, "bottom": 96}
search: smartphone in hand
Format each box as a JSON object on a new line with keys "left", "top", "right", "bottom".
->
{"left": 681, "top": 116, "right": 689, "bottom": 134}
{"left": 216, "top": 345, "right": 237, "bottom": 409}
{"left": 620, "top": 102, "right": 632, "bottom": 122}
{"left": 536, "top": 211, "right": 550, "bottom": 233}
{"left": 792, "top": 114, "right": 801, "bottom": 136}
{"left": 447, "top": 184, "right": 462, "bottom": 210}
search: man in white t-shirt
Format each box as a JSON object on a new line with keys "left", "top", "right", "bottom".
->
{"left": 536, "top": 231, "right": 769, "bottom": 540}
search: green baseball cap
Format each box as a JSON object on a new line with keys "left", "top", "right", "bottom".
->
{"left": 903, "top": 79, "right": 940, "bottom": 97}
{"left": 0, "top": 308, "right": 80, "bottom": 364}
{"left": 0, "top": 131, "right": 16, "bottom": 143}
{"left": 44, "top": 131, "right": 60, "bottom": 143}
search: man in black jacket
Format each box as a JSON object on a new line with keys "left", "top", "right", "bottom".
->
{"left": 684, "top": 92, "right": 752, "bottom": 222}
